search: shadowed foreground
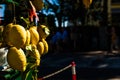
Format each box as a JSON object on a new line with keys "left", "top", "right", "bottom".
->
{"left": 38, "top": 51, "right": 120, "bottom": 80}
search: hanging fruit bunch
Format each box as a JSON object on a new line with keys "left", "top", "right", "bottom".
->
{"left": 0, "top": 0, "right": 50, "bottom": 80}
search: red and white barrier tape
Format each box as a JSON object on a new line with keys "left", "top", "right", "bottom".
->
{"left": 38, "top": 61, "right": 76, "bottom": 80}
{"left": 71, "top": 61, "right": 76, "bottom": 80}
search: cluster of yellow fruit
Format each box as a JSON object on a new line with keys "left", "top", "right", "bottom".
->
{"left": 2, "top": 23, "right": 50, "bottom": 72}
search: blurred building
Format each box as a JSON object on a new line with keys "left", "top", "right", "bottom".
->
{"left": 111, "top": 0, "right": 120, "bottom": 25}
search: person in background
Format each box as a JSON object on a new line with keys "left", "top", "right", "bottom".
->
{"left": 70, "top": 26, "right": 78, "bottom": 51}
{"left": 111, "top": 26, "right": 118, "bottom": 50}
{"left": 49, "top": 27, "right": 63, "bottom": 53}
{"left": 107, "top": 25, "right": 118, "bottom": 54}
{"left": 62, "top": 27, "right": 69, "bottom": 52}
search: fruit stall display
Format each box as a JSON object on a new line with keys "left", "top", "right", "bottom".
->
{"left": 0, "top": 0, "right": 50, "bottom": 80}
{"left": 0, "top": 0, "right": 93, "bottom": 79}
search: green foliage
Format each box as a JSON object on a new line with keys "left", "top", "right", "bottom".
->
{"left": 6, "top": 0, "right": 19, "bottom": 5}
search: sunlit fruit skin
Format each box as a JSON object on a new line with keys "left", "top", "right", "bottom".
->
{"left": 25, "top": 30, "right": 31, "bottom": 46}
{"left": 37, "top": 41, "right": 44, "bottom": 55}
{"left": 9, "top": 25, "right": 26, "bottom": 49}
{"left": 42, "top": 39, "right": 48, "bottom": 54}
{"left": 29, "top": 27, "right": 39, "bottom": 45}
{"left": 0, "top": 26, "right": 4, "bottom": 42}
{"left": 2, "top": 23, "right": 13, "bottom": 46}
{"left": 28, "top": 44, "right": 41, "bottom": 66}
{"left": 22, "top": 30, "right": 31, "bottom": 49}
{"left": 7, "top": 47, "right": 27, "bottom": 71}
{"left": 37, "top": 25, "right": 50, "bottom": 40}
{"left": 34, "top": 48, "right": 41, "bottom": 66}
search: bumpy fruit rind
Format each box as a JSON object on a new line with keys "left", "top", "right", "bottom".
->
{"left": 7, "top": 47, "right": 27, "bottom": 71}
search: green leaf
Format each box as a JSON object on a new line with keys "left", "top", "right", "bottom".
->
{"left": 22, "top": 69, "right": 32, "bottom": 80}
{"left": 4, "top": 74, "right": 11, "bottom": 79}
{"left": 9, "top": 70, "right": 21, "bottom": 80}
{"left": 6, "top": 0, "right": 19, "bottom": 5}
{"left": 6, "top": 0, "right": 13, "bottom": 2}
{"left": 20, "top": 17, "right": 30, "bottom": 29}
{"left": 21, "top": 63, "right": 37, "bottom": 80}
{"left": 26, "top": 45, "right": 32, "bottom": 51}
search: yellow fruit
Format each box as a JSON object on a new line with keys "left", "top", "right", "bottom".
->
{"left": 34, "top": 49, "right": 41, "bottom": 66}
{"left": 0, "top": 26, "right": 4, "bottom": 42}
{"left": 22, "top": 30, "right": 31, "bottom": 49}
{"left": 25, "top": 30, "right": 31, "bottom": 46}
{"left": 42, "top": 39, "right": 48, "bottom": 54}
{"left": 36, "top": 59, "right": 40, "bottom": 66}
{"left": 0, "top": 42, "right": 2, "bottom": 47}
{"left": 0, "top": 26, "right": 4, "bottom": 32}
{"left": 37, "top": 25, "right": 50, "bottom": 40}
{"left": 28, "top": 44, "right": 41, "bottom": 66}
{"left": 30, "top": 26, "right": 37, "bottom": 30}
{"left": 29, "top": 27, "right": 39, "bottom": 45}
{"left": 37, "top": 41, "right": 44, "bottom": 55}
{"left": 2, "top": 23, "right": 13, "bottom": 46}
{"left": 9, "top": 25, "right": 26, "bottom": 49}
{"left": 31, "top": 44, "right": 37, "bottom": 50}
{"left": 83, "top": 0, "right": 92, "bottom": 8}
{"left": 7, "top": 47, "right": 27, "bottom": 71}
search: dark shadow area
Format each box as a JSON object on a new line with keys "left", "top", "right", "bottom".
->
{"left": 38, "top": 51, "right": 120, "bottom": 80}
{"left": 47, "top": 25, "right": 120, "bottom": 54}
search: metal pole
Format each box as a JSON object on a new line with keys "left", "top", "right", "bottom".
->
{"left": 107, "top": 0, "right": 112, "bottom": 25}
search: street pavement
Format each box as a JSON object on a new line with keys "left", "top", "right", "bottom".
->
{"left": 38, "top": 50, "right": 120, "bottom": 80}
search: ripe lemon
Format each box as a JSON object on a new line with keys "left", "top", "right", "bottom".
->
{"left": 9, "top": 25, "right": 26, "bottom": 49}
{"left": 29, "top": 27, "right": 39, "bottom": 45}
{"left": 28, "top": 44, "right": 41, "bottom": 66}
{"left": 7, "top": 47, "right": 27, "bottom": 71}
{"left": 34, "top": 49, "right": 41, "bottom": 66}
{"left": 0, "top": 26, "right": 4, "bottom": 42}
{"left": 42, "top": 39, "right": 48, "bottom": 54}
{"left": 37, "top": 25, "right": 50, "bottom": 40}
{"left": 22, "top": 30, "right": 31, "bottom": 49}
{"left": 25, "top": 30, "right": 31, "bottom": 46}
{"left": 2, "top": 23, "right": 13, "bottom": 46}
{"left": 37, "top": 41, "right": 44, "bottom": 55}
